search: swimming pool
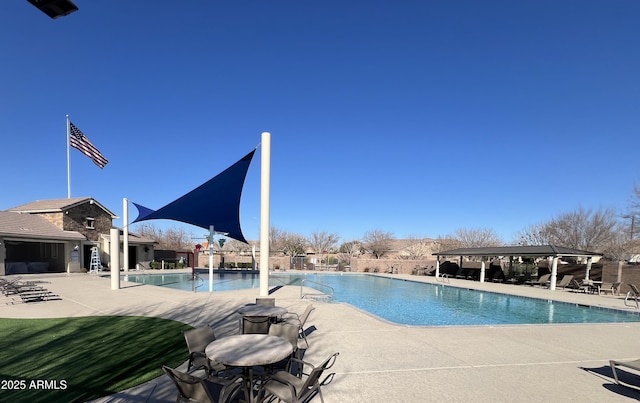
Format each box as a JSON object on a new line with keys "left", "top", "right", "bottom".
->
{"left": 122, "top": 272, "right": 261, "bottom": 292}
{"left": 121, "top": 272, "right": 640, "bottom": 326}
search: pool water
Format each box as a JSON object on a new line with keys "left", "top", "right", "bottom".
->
{"left": 122, "top": 272, "right": 261, "bottom": 292}
{"left": 121, "top": 272, "right": 640, "bottom": 326}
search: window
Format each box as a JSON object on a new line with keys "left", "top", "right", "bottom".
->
{"left": 86, "top": 217, "right": 95, "bottom": 229}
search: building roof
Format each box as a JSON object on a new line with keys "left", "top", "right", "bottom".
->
{"left": 433, "top": 245, "right": 603, "bottom": 258}
{"left": 0, "top": 211, "right": 86, "bottom": 241}
{"left": 7, "top": 197, "right": 117, "bottom": 218}
{"left": 101, "top": 231, "right": 157, "bottom": 245}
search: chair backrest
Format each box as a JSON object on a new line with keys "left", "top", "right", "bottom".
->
{"left": 268, "top": 323, "right": 299, "bottom": 349}
{"left": 538, "top": 274, "right": 550, "bottom": 283}
{"left": 630, "top": 284, "right": 640, "bottom": 296}
{"left": 557, "top": 275, "right": 574, "bottom": 286}
{"left": 162, "top": 365, "right": 213, "bottom": 402}
{"left": 184, "top": 326, "right": 216, "bottom": 354}
{"left": 298, "top": 304, "right": 315, "bottom": 327}
{"left": 256, "top": 297, "right": 275, "bottom": 306}
{"left": 242, "top": 316, "right": 270, "bottom": 334}
{"left": 299, "top": 352, "right": 340, "bottom": 398}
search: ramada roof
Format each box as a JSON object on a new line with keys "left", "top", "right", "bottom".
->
{"left": 433, "top": 244, "right": 603, "bottom": 258}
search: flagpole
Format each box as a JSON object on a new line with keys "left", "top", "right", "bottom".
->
{"left": 66, "top": 115, "right": 71, "bottom": 198}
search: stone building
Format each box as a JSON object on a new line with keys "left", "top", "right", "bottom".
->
{"left": 0, "top": 197, "right": 155, "bottom": 275}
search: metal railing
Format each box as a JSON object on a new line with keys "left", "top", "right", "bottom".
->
{"left": 438, "top": 273, "right": 450, "bottom": 284}
{"left": 300, "top": 279, "right": 334, "bottom": 302}
{"left": 193, "top": 274, "right": 205, "bottom": 292}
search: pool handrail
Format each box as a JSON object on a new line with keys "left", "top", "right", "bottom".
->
{"left": 269, "top": 277, "right": 289, "bottom": 287}
{"left": 193, "top": 274, "right": 205, "bottom": 292}
{"left": 300, "top": 279, "right": 334, "bottom": 301}
{"left": 438, "top": 273, "right": 450, "bottom": 284}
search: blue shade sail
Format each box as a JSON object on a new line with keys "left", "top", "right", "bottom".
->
{"left": 132, "top": 149, "right": 256, "bottom": 243}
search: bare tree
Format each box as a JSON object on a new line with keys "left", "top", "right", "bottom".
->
{"left": 269, "top": 226, "right": 311, "bottom": 265}
{"left": 307, "top": 231, "right": 340, "bottom": 255}
{"left": 630, "top": 183, "right": 640, "bottom": 216}
{"left": 281, "top": 232, "right": 307, "bottom": 258}
{"left": 450, "top": 227, "right": 503, "bottom": 248}
{"left": 362, "top": 229, "right": 394, "bottom": 259}
{"left": 515, "top": 206, "right": 621, "bottom": 253}
{"left": 544, "top": 207, "right": 618, "bottom": 251}
{"left": 601, "top": 231, "right": 635, "bottom": 261}
{"left": 225, "top": 239, "right": 253, "bottom": 255}
{"left": 133, "top": 222, "right": 162, "bottom": 241}
{"left": 132, "top": 223, "right": 195, "bottom": 250}
{"left": 281, "top": 232, "right": 307, "bottom": 269}
{"left": 514, "top": 223, "right": 552, "bottom": 246}
{"left": 163, "top": 227, "right": 192, "bottom": 250}
{"left": 624, "top": 183, "right": 640, "bottom": 240}
{"left": 337, "top": 240, "right": 363, "bottom": 265}
{"left": 398, "top": 236, "right": 432, "bottom": 260}
{"left": 433, "top": 236, "right": 459, "bottom": 253}
{"left": 269, "top": 226, "right": 287, "bottom": 254}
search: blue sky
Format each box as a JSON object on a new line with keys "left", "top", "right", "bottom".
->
{"left": 2, "top": 1, "right": 639, "bottom": 244}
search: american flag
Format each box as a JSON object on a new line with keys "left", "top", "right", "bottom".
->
{"left": 69, "top": 122, "right": 109, "bottom": 169}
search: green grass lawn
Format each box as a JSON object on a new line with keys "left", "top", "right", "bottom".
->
{"left": 0, "top": 316, "right": 192, "bottom": 402}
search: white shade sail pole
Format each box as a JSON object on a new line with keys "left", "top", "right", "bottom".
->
{"left": 549, "top": 257, "right": 559, "bottom": 290}
{"left": 585, "top": 257, "right": 593, "bottom": 280}
{"left": 260, "top": 132, "right": 271, "bottom": 297}
{"left": 110, "top": 228, "right": 120, "bottom": 290}
{"left": 209, "top": 225, "right": 215, "bottom": 292}
{"left": 123, "top": 198, "right": 129, "bottom": 272}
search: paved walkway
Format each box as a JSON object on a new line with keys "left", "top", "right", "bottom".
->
{"left": 2, "top": 271, "right": 640, "bottom": 402}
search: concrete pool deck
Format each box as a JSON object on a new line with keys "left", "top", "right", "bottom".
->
{"left": 2, "top": 270, "right": 640, "bottom": 402}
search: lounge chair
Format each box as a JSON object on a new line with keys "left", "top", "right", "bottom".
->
{"left": 613, "top": 281, "right": 622, "bottom": 296}
{"left": 424, "top": 266, "right": 436, "bottom": 276}
{"left": 162, "top": 365, "right": 245, "bottom": 403}
{"left": 624, "top": 284, "right": 640, "bottom": 309}
{"left": 1, "top": 278, "right": 38, "bottom": 296}
{"left": 599, "top": 282, "right": 614, "bottom": 295}
{"left": 490, "top": 270, "right": 505, "bottom": 283}
{"left": 0, "top": 276, "right": 23, "bottom": 292}
{"left": 580, "top": 279, "right": 601, "bottom": 294}
{"left": 566, "top": 279, "right": 587, "bottom": 293}
{"left": 260, "top": 352, "right": 339, "bottom": 403}
{"left": 554, "top": 275, "right": 574, "bottom": 289}
{"left": 527, "top": 273, "right": 550, "bottom": 287}
{"left": 184, "top": 327, "right": 227, "bottom": 374}
{"left": 610, "top": 358, "right": 640, "bottom": 389}
{"left": 455, "top": 268, "right": 467, "bottom": 279}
